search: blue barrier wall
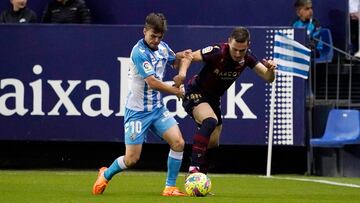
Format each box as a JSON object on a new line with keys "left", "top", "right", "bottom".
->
{"left": 0, "top": 25, "right": 306, "bottom": 145}
{"left": 0, "top": 0, "right": 347, "bottom": 49}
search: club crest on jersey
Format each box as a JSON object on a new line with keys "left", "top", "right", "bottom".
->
{"left": 201, "top": 46, "right": 213, "bottom": 54}
{"left": 162, "top": 48, "right": 169, "bottom": 58}
{"left": 143, "top": 61, "right": 153, "bottom": 73}
{"left": 238, "top": 59, "right": 245, "bottom": 66}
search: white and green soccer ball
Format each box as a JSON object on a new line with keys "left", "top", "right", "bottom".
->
{"left": 184, "top": 172, "right": 212, "bottom": 196}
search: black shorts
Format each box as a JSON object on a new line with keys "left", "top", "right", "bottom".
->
{"left": 182, "top": 90, "right": 223, "bottom": 125}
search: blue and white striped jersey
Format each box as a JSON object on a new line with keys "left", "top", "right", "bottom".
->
{"left": 126, "top": 39, "right": 176, "bottom": 111}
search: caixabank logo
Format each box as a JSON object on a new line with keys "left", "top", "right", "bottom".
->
{"left": 0, "top": 57, "right": 257, "bottom": 120}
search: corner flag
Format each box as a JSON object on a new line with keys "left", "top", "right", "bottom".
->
{"left": 273, "top": 34, "right": 311, "bottom": 79}
{"left": 266, "top": 33, "right": 311, "bottom": 177}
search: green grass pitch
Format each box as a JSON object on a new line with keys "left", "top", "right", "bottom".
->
{"left": 1, "top": 170, "right": 360, "bottom": 202}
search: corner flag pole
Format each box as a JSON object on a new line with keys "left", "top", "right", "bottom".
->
{"left": 266, "top": 78, "right": 277, "bottom": 177}
{"left": 266, "top": 33, "right": 311, "bottom": 177}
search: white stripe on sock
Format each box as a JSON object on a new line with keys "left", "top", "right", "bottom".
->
{"left": 117, "top": 156, "right": 127, "bottom": 169}
{"left": 169, "top": 149, "right": 183, "bottom": 160}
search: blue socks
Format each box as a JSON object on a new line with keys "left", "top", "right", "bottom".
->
{"left": 104, "top": 156, "right": 127, "bottom": 181}
{"left": 103, "top": 151, "right": 183, "bottom": 186}
{"left": 166, "top": 149, "right": 183, "bottom": 186}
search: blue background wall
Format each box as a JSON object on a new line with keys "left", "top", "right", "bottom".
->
{"left": 0, "top": 0, "right": 348, "bottom": 49}
{"left": 0, "top": 25, "right": 306, "bottom": 146}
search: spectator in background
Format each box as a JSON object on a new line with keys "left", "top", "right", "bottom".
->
{"left": 0, "top": 0, "right": 37, "bottom": 23}
{"left": 349, "top": 0, "right": 360, "bottom": 58}
{"left": 42, "top": 0, "right": 91, "bottom": 23}
{"left": 292, "top": 0, "right": 323, "bottom": 57}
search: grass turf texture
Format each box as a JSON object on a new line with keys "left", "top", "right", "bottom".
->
{"left": 0, "top": 170, "right": 360, "bottom": 202}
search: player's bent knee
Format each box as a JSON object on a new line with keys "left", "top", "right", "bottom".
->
{"left": 202, "top": 117, "right": 218, "bottom": 135}
{"left": 124, "top": 155, "right": 140, "bottom": 167}
{"left": 171, "top": 137, "right": 185, "bottom": 151}
{"left": 125, "top": 159, "right": 138, "bottom": 167}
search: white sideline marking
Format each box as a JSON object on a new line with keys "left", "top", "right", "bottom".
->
{"left": 262, "top": 176, "right": 360, "bottom": 188}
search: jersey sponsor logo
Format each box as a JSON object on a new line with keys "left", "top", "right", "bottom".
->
{"left": 143, "top": 61, "right": 153, "bottom": 73}
{"left": 218, "top": 71, "right": 239, "bottom": 77}
{"left": 201, "top": 46, "right": 214, "bottom": 54}
{"left": 186, "top": 93, "right": 202, "bottom": 103}
{"left": 213, "top": 69, "right": 240, "bottom": 80}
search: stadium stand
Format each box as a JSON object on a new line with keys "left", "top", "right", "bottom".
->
{"left": 311, "top": 109, "right": 360, "bottom": 147}
{"left": 314, "top": 28, "right": 334, "bottom": 64}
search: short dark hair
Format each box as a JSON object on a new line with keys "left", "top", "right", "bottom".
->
{"left": 294, "top": 0, "right": 312, "bottom": 8}
{"left": 144, "top": 13, "right": 167, "bottom": 34}
{"left": 230, "top": 27, "right": 250, "bottom": 43}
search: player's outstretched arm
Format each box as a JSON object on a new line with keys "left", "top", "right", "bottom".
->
{"left": 253, "top": 59, "right": 277, "bottom": 82}
{"left": 172, "top": 49, "right": 203, "bottom": 87}
{"left": 144, "top": 75, "right": 184, "bottom": 99}
{"left": 173, "top": 49, "right": 192, "bottom": 68}
{"left": 191, "top": 50, "right": 204, "bottom": 62}
{"left": 173, "top": 50, "right": 192, "bottom": 87}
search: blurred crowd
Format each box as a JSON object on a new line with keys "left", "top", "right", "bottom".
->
{"left": 0, "top": 0, "right": 358, "bottom": 57}
{"left": 0, "top": 0, "right": 91, "bottom": 24}
{"left": 349, "top": 0, "right": 360, "bottom": 57}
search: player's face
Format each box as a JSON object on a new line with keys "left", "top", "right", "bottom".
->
{"left": 143, "top": 28, "right": 164, "bottom": 50}
{"left": 228, "top": 38, "right": 249, "bottom": 62}
{"left": 11, "top": 0, "right": 27, "bottom": 10}
{"left": 297, "top": 3, "right": 313, "bottom": 21}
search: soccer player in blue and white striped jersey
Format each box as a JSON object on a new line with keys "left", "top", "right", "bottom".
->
{"left": 93, "top": 13, "right": 192, "bottom": 196}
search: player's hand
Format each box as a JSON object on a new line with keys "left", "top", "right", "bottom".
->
{"left": 179, "top": 49, "right": 193, "bottom": 60}
{"left": 173, "top": 74, "right": 186, "bottom": 88}
{"left": 262, "top": 59, "right": 277, "bottom": 71}
{"left": 174, "top": 85, "right": 185, "bottom": 100}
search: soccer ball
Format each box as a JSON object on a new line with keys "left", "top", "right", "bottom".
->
{"left": 184, "top": 172, "right": 212, "bottom": 196}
